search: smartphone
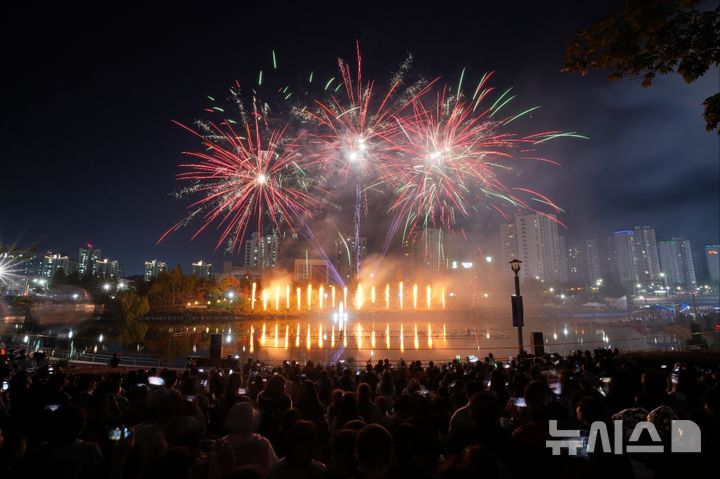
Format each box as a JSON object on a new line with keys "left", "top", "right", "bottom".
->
{"left": 2, "top": 380, "right": 8, "bottom": 391}
{"left": 45, "top": 404, "right": 60, "bottom": 412}
{"left": 108, "top": 427, "right": 131, "bottom": 441}
{"left": 238, "top": 387, "right": 246, "bottom": 395}
{"left": 185, "top": 395, "right": 196, "bottom": 402}
{"left": 513, "top": 397, "right": 526, "bottom": 407}
{"left": 549, "top": 382, "right": 561, "bottom": 396}
{"left": 200, "top": 379, "right": 208, "bottom": 388}
{"left": 148, "top": 376, "right": 165, "bottom": 386}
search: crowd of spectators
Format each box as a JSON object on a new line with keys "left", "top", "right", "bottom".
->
{"left": 1, "top": 347, "right": 718, "bottom": 478}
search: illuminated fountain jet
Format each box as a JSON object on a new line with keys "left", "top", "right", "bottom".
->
{"left": 249, "top": 325, "right": 255, "bottom": 353}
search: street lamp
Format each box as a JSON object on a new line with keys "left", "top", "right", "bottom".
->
{"left": 509, "top": 259, "right": 524, "bottom": 355}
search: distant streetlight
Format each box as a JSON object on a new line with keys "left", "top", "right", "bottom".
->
{"left": 103, "top": 283, "right": 111, "bottom": 292}
{"left": 509, "top": 259, "right": 524, "bottom": 355}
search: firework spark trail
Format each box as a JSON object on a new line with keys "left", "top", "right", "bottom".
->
{"left": 159, "top": 112, "right": 324, "bottom": 251}
{"left": 163, "top": 47, "right": 582, "bottom": 264}
{"left": 298, "top": 220, "right": 345, "bottom": 286}
{"left": 302, "top": 42, "right": 438, "bottom": 275}
{"left": 382, "top": 78, "right": 582, "bottom": 251}
{"left": 354, "top": 178, "right": 361, "bottom": 279}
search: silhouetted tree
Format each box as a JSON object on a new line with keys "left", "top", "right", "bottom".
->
{"left": 148, "top": 265, "right": 196, "bottom": 306}
{"left": 111, "top": 291, "right": 150, "bottom": 346}
{"left": 52, "top": 268, "right": 68, "bottom": 283}
{"left": 564, "top": 0, "right": 719, "bottom": 133}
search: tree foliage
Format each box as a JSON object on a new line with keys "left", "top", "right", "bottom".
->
{"left": 112, "top": 291, "right": 150, "bottom": 346}
{"left": 564, "top": 0, "right": 720, "bottom": 133}
{"left": 148, "top": 265, "right": 197, "bottom": 306}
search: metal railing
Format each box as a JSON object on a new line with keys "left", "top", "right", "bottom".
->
{"left": 50, "top": 351, "right": 186, "bottom": 369}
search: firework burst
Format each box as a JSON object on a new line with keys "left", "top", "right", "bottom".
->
{"left": 163, "top": 47, "right": 585, "bottom": 260}
{"left": 160, "top": 113, "right": 323, "bottom": 251}
{"left": 303, "top": 42, "right": 435, "bottom": 180}
{"left": 0, "top": 254, "right": 22, "bottom": 288}
{"left": 385, "top": 72, "right": 585, "bottom": 244}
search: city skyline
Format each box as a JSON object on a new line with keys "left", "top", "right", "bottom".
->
{"left": 1, "top": 2, "right": 717, "bottom": 276}
{"left": 3, "top": 217, "right": 718, "bottom": 288}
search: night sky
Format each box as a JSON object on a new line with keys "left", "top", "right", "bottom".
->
{"left": 1, "top": 2, "right": 718, "bottom": 275}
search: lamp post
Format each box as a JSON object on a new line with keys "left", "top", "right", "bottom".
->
{"left": 509, "top": 259, "right": 524, "bottom": 355}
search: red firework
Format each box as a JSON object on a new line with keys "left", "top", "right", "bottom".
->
{"left": 385, "top": 75, "right": 566, "bottom": 239}
{"left": 303, "top": 42, "right": 437, "bottom": 180}
{"left": 160, "top": 116, "right": 322, "bottom": 250}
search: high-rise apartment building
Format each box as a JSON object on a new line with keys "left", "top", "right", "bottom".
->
{"left": 658, "top": 238, "right": 696, "bottom": 289}
{"left": 144, "top": 259, "right": 167, "bottom": 281}
{"left": 610, "top": 230, "right": 637, "bottom": 285}
{"left": 244, "top": 231, "right": 279, "bottom": 269}
{"left": 584, "top": 239, "right": 603, "bottom": 286}
{"left": 192, "top": 260, "right": 214, "bottom": 280}
{"left": 566, "top": 245, "right": 585, "bottom": 286}
{"left": 705, "top": 245, "right": 719, "bottom": 283}
{"left": 633, "top": 226, "right": 661, "bottom": 284}
{"left": 558, "top": 236, "right": 569, "bottom": 283}
{"left": 515, "top": 213, "right": 563, "bottom": 283}
{"left": 499, "top": 223, "right": 518, "bottom": 263}
{"left": 78, "top": 244, "right": 102, "bottom": 277}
